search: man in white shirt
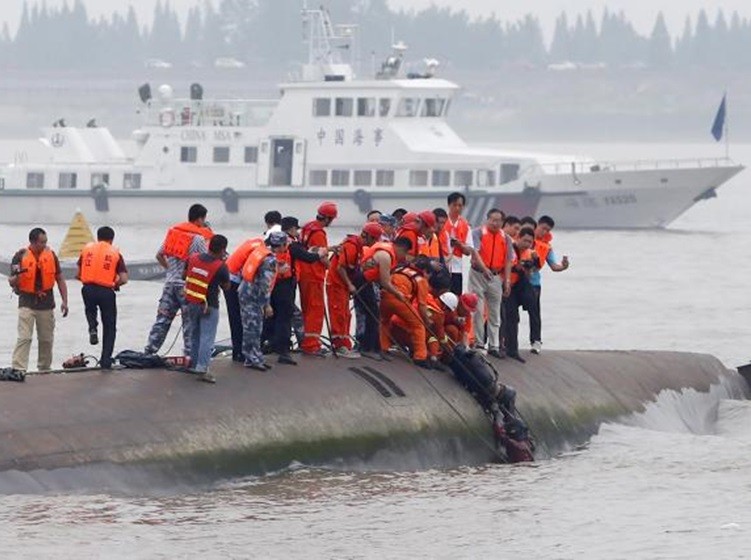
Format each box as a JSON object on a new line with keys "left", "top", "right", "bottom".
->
{"left": 443, "top": 192, "right": 474, "bottom": 295}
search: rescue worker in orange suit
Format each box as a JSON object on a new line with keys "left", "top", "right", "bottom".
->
{"left": 225, "top": 235, "right": 264, "bottom": 362}
{"left": 183, "top": 235, "right": 230, "bottom": 383}
{"left": 379, "top": 238, "right": 432, "bottom": 368}
{"left": 8, "top": 227, "right": 69, "bottom": 373}
{"left": 327, "top": 222, "right": 383, "bottom": 358}
{"left": 298, "top": 202, "right": 336, "bottom": 357}
{"left": 145, "top": 204, "right": 213, "bottom": 358}
{"left": 421, "top": 208, "right": 451, "bottom": 266}
{"left": 444, "top": 192, "right": 473, "bottom": 296}
{"left": 422, "top": 290, "right": 459, "bottom": 367}
{"left": 77, "top": 227, "right": 128, "bottom": 370}
{"left": 452, "top": 292, "right": 478, "bottom": 347}
{"left": 269, "top": 217, "right": 327, "bottom": 365}
{"left": 240, "top": 231, "right": 289, "bottom": 371}
{"left": 502, "top": 227, "right": 538, "bottom": 363}
{"left": 355, "top": 234, "right": 397, "bottom": 360}
{"left": 396, "top": 210, "right": 435, "bottom": 259}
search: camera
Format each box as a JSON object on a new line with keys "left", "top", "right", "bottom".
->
{"left": 520, "top": 259, "right": 536, "bottom": 270}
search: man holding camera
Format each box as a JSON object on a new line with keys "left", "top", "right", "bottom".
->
{"left": 502, "top": 227, "right": 539, "bottom": 363}
{"left": 8, "top": 227, "right": 69, "bottom": 372}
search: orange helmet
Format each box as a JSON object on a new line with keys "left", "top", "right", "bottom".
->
{"left": 459, "top": 293, "right": 479, "bottom": 313}
{"left": 318, "top": 202, "right": 338, "bottom": 219}
{"left": 402, "top": 212, "right": 419, "bottom": 225}
{"left": 418, "top": 210, "right": 436, "bottom": 229}
{"left": 362, "top": 222, "right": 384, "bottom": 239}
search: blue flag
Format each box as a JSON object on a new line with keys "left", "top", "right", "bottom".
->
{"left": 711, "top": 95, "right": 726, "bottom": 141}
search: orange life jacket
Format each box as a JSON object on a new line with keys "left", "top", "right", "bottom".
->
{"left": 444, "top": 216, "right": 470, "bottom": 258}
{"left": 79, "top": 241, "right": 120, "bottom": 288}
{"left": 395, "top": 224, "right": 421, "bottom": 257}
{"left": 361, "top": 241, "right": 395, "bottom": 283}
{"left": 421, "top": 231, "right": 449, "bottom": 261}
{"left": 477, "top": 226, "right": 508, "bottom": 272}
{"left": 391, "top": 264, "right": 422, "bottom": 300}
{"left": 242, "top": 245, "right": 278, "bottom": 292}
{"left": 510, "top": 248, "right": 535, "bottom": 286}
{"left": 226, "top": 237, "right": 264, "bottom": 276}
{"left": 162, "top": 221, "right": 213, "bottom": 260}
{"left": 534, "top": 239, "right": 551, "bottom": 270}
{"left": 17, "top": 248, "right": 57, "bottom": 294}
{"left": 184, "top": 253, "right": 225, "bottom": 304}
{"left": 276, "top": 247, "right": 293, "bottom": 281}
{"left": 328, "top": 235, "right": 363, "bottom": 285}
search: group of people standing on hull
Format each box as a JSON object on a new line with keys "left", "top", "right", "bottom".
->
{"left": 4, "top": 195, "right": 568, "bottom": 386}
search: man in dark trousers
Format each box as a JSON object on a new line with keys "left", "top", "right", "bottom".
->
{"left": 267, "top": 216, "right": 327, "bottom": 365}
{"left": 77, "top": 226, "right": 128, "bottom": 370}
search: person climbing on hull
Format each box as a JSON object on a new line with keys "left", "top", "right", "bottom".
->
{"left": 448, "top": 344, "right": 534, "bottom": 463}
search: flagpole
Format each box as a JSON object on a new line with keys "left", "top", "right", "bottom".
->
{"left": 725, "top": 92, "right": 730, "bottom": 160}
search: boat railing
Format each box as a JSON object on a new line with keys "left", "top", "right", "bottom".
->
{"left": 520, "top": 157, "right": 736, "bottom": 179}
{"left": 146, "top": 98, "right": 278, "bottom": 128}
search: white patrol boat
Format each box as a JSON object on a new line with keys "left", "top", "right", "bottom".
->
{"left": 0, "top": 5, "right": 743, "bottom": 228}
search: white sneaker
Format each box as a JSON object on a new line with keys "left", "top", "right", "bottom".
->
{"left": 336, "top": 347, "right": 361, "bottom": 359}
{"left": 531, "top": 341, "right": 542, "bottom": 355}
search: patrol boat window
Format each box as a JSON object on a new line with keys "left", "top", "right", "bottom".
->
{"left": 354, "top": 170, "right": 372, "bottom": 186}
{"left": 409, "top": 170, "right": 428, "bottom": 186}
{"left": 213, "top": 146, "right": 230, "bottom": 163}
{"left": 375, "top": 170, "right": 395, "bottom": 186}
{"left": 309, "top": 170, "right": 327, "bottom": 186}
{"left": 58, "top": 172, "right": 77, "bottom": 189}
{"left": 478, "top": 169, "right": 496, "bottom": 187}
{"left": 357, "top": 98, "right": 376, "bottom": 117}
{"left": 379, "top": 99, "right": 392, "bottom": 117}
{"left": 91, "top": 173, "right": 110, "bottom": 187}
{"left": 454, "top": 170, "right": 473, "bottom": 187}
{"left": 244, "top": 146, "right": 259, "bottom": 164}
{"left": 123, "top": 173, "right": 141, "bottom": 190}
{"left": 331, "top": 169, "right": 350, "bottom": 186}
{"left": 180, "top": 146, "right": 198, "bottom": 163}
{"left": 396, "top": 98, "right": 420, "bottom": 117}
{"left": 335, "top": 98, "right": 353, "bottom": 117}
{"left": 313, "top": 98, "right": 331, "bottom": 117}
{"left": 26, "top": 173, "right": 45, "bottom": 189}
{"left": 421, "top": 98, "right": 446, "bottom": 117}
{"left": 500, "top": 163, "right": 520, "bottom": 185}
{"left": 432, "top": 170, "right": 451, "bottom": 187}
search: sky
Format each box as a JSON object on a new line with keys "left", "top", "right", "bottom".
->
{"left": 2, "top": 0, "right": 751, "bottom": 40}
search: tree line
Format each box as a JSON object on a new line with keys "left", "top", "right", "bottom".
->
{"left": 1, "top": 0, "right": 749, "bottom": 71}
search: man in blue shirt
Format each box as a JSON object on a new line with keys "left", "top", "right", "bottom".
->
{"left": 521, "top": 216, "right": 569, "bottom": 355}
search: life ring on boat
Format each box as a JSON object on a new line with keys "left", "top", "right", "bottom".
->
{"left": 221, "top": 187, "right": 239, "bottom": 213}
{"left": 159, "top": 109, "right": 176, "bottom": 128}
{"left": 353, "top": 189, "right": 372, "bottom": 214}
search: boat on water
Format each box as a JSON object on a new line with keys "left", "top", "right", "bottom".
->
{"left": 0, "top": 6, "right": 743, "bottom": 228}
{"left": 0, "top": 211, "right": 164, "bottom": 281}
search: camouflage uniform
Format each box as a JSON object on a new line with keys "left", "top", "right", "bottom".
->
{"left": 240, "top": 254, "right": 277, "bottom": 366}
{"left": 145, "top": 234, "right": 207, "bottom": 355}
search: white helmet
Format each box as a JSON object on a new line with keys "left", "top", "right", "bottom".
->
{"left": 439, "top": 292, "right": 458, "bottom": 311}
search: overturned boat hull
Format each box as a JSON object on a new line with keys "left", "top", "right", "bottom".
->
{"left": 0, "top": 351, "right": 744, "bottom": 479}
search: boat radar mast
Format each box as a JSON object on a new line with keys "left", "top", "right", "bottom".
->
{"left": 301, "top": 3, "right": 358, "bottom": 82}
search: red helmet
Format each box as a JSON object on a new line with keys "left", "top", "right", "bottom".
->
{"left": 318, "top": 202, "right": 338, "bottom": 219}
{"left": 362, "top": 222, "right": 384, "bottom": 239}
{"left": 418, "top": 210, "right": 436, "bottom": 229}
{"left": 459, "top": 293, "right": 479, "bottom": 313}
{"left": 402, "top": 212, "right": 419, "bottom": 225}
